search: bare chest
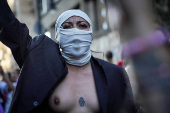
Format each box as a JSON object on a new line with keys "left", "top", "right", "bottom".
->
{"left": 48, "top": 66, "right": 101, "bottom": 113}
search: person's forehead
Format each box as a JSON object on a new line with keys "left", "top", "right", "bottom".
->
{"left": 64, "top": 16, "right": 88, "bottom": 22}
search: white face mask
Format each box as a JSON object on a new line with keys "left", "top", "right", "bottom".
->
{"left": 55, "top": 10, "right": 93, "bottom": 66}
{"left": 58, "top": 28, "right": 93, "bottom": 66}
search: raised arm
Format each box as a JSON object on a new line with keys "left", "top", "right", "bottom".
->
{"left": 0, "top": 0, "right": 32, "bottom": 68}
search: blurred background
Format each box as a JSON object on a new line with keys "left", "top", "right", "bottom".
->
{"left": 0, "top": 0, "right": 170, "bottom": 80}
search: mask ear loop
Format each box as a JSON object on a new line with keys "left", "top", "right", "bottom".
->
{"left": 91, "top": 50, "right": 104, "bottom": 60}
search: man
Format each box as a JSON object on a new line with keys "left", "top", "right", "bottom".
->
{"left": 106, "top": 51, "right": 113, "bottom": 63}
{"left": 0, "top": 0, "right": 135, "bottom": 113}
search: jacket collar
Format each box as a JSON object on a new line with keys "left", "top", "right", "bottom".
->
{"left": 91, "top": 56, "right": 108, "bottom": 113}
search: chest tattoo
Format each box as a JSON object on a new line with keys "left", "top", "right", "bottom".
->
{"left": 78, "top": 97, "right": 85, "bottom": 107}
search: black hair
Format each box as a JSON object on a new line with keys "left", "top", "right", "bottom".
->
{"left": 106, "top": 51, "right": 113, "bottom": 59}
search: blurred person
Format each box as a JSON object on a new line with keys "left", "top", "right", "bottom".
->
{"left": 4, "top": 69, "right": 20, "bottom": 113}
{"left": 105, "top": 50, "right": 113, "bottom": 63}
{"left": 0, "top": 0, "right": 136, "bottom": 113}
{"left": 105, "top": 0, "right": 170, "bottom": 113}
{"left": 0, "top": 66, "right": 8, "bottom": 113}
{"left": 0, "top": 67, "right": 20, "bottom": 113}
{"left": 0, "top": 83, "right": 5, "bottom": 113}
{"left": 0, "top": 73, "right": 6, "bottom": 113}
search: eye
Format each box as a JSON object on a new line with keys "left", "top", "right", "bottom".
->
{"left": 62, "top": 23, "right": 72, "bottom": 29}
{"left": 79, "top": 24, "right": 88, "bottom": 29}
{"left": 63, "top": 25, "right": 72, "bottom": 29}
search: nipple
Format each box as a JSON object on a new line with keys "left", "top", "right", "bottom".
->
{"left": 54, "top": 97, "right": 60, "bottom": 105}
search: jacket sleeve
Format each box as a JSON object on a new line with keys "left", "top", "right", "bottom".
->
{"left": 0, "top": 0, "right": 33, "bottom": 68}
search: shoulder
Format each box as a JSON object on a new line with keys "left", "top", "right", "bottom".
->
{"left": 93, "top": 57, "right": 123, "bottom": 71}
{"left": 32, "top": 34, "right": 52, "bottom": 42}
{"left": 92, "top": 57, "right": 127, "bottom": 80}
{"left": 29, "top": 34, "right": 58, "bottom": 48}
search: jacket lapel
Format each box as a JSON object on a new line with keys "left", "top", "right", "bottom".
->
{"left": 91, "top": 57, "right": 108, "bottom": 113}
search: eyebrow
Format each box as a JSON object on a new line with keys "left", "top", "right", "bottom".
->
{"left": 62, "top": 21, "right": 89, "bottom": 24}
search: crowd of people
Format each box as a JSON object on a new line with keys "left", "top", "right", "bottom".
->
{"left": 0, "top": 67, "right": 20, "bottom": 113}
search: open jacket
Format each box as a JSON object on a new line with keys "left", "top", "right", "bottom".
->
{"left": 0, "top": 1, "right": 135, "bottom": 113}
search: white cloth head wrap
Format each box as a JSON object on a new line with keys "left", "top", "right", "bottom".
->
{"left": 55, "top": 9, "right": 93, "bottom": 38}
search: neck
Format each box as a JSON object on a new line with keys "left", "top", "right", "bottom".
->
{"left": 67, "top": 61, "right": 91, "bottom": 72}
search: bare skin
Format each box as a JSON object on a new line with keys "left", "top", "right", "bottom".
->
{"left": 47, "top": 16, "right": 101, "bottom": 113}
{"left": 61, "top": 16, "right": 90, "bottom": 31}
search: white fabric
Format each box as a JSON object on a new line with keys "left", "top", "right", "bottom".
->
{"left": 55, "top": 9, "right": 93, "bottom": 34}
{"left": 59, "top": 28, "right": 92, "bottom": 66}
{"left": 55, "top": 10, "right": 93, "bottom": 66}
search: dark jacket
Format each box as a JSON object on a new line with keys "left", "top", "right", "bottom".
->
{"left": 0, "top": 0, "right": 135, "bottom": 113}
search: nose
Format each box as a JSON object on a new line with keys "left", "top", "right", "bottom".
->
{"left": 73, "top": 23, "right": 78, "bottom": 29}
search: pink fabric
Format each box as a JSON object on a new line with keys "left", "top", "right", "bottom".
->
{"left": 122, "top": 30, "right": 167, "bottom": 59}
